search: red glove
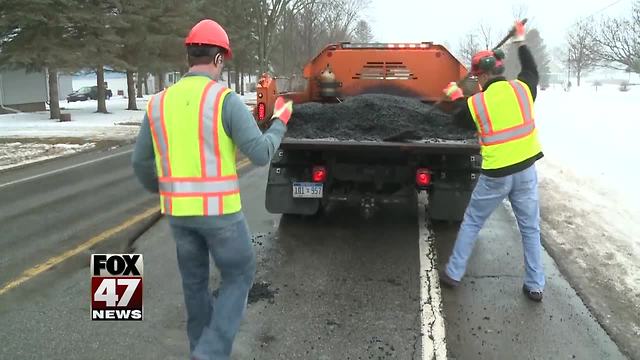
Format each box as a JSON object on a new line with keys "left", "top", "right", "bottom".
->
{"left": 272, "top": 96, "right": 293, "bottom": 125}
{"left": 513, "top": 20, "right": 526, "bottom": 43}
{"left": 443, "top": 82, "right": 464, "bottom": 101}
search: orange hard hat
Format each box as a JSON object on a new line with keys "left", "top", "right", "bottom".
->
{"left": 185, "top": 19, "right": 233, "bottom": 59}
{"left": 471, "top": 50, "right": 504, "bottom": 76}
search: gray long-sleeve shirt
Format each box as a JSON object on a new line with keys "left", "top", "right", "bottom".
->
{"left": 131, "top": 72, "right": 286, "bottom": 228}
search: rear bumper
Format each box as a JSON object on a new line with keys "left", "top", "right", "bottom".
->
{"left": 265, "top": 146, "right": 479, "bottom": 220}
{"left": 266, "top": 174, "right": 475, "bottom": 221}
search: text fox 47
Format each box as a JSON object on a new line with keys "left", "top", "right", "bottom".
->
{"left": 91, "top": 254, "right": 143, "bottom": 321}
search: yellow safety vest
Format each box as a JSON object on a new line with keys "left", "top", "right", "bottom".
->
{"left": 146, "top": 76, "right": 241, "bottom": 216}
{"left": 467, "top": 80, "right": 542, "bottom": 170}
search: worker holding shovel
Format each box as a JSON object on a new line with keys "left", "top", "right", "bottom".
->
{"left": 132, "top": 19, "right": 293, "bottom": 360}
{"left": 440, "top": 20, "right": 546, "bottom": 302}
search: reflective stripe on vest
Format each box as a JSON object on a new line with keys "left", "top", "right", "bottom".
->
{"left": 470, "top": 81, "right": 535, "bottom": 146}
{"left": 148, "top": 80, "right": 236, "bottom": 216}
{"left": 199, "top": 81, "right": 225, "bottom": 177}
{"left": 158, "top": 177, "right": 239, "bottom": 195}
{"left": 148, "top": 91, "right": 172, "bottom": 213}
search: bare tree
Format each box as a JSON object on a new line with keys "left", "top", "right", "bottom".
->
{"left": 551, "top": 46, "right": 571, "bottom": 85}
{"left": 457, "top": 21, "right": 500, "bottom": 66}
{"left": 566, "top": 19, "right": 599, "bottom": 86}
{"left": 478, "top": 23, "right": 495, "bottom": 49}
{"left": 253, "top": 0, "right": 313, "bottom": 73}
{"left": 269, "top": 0, "right": 371, "bottom": 75}
{"left": 296, "top": 1, "right": 328, "bottom": 60}
{"left": 595, "top": 1, "right": 640, "bottom": 73}
{"left": 512, "top": 4, "right": 528, "bottom": 20}
{"left": 321, "top": 0, "right": 370, "bottom": 41}
{"left": 458, "top": 33, "right": 481, "bottom": 66}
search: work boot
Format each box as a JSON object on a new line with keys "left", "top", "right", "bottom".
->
{"left": 439, "top": 270, "right": 460, "bottom": 288}
{"left": 522, "top": 285, "right": 543, "bottom": 302}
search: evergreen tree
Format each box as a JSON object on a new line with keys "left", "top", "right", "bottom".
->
{"left": 0, "top": 0, "right": 78, "bottom": 119}
{"left": 201, "top": 0, "right": 259, "bottom": 93}
{"left": 352, "top": 20, "right": 374, "bottom": 43}
{"left": 113, "top": 0, "right": 153, "bottom": 110}
{"left": 503, "top": 29, "right": 551, "bottom": 87}
{"left": 68, "top": 0, "right": 127, "bottom": 113}
{"left": 143, "top": 0, "right": 197, "bottom": 92}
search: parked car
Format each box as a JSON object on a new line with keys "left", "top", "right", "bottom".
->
{"left": 66, "top": 86, "right": 113, "bottom": 102}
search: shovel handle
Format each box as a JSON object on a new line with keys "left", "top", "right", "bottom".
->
{"left": 492, "top": 18, "right": 528, "bottom": 50}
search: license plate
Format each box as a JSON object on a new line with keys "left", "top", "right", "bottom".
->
{"left": 292, "top": 182, "right": 323, "bottom": 198}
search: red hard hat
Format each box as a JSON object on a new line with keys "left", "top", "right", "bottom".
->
{"left": 185, "top": 19, "right": 233, "bottom": 59}
{"left": 471, "top": 50, "right": 503, "bottom": 76}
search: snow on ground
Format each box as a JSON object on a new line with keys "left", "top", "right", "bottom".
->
{"left": 241, "top": 92, "right": 257, "bottom": 113}
{"left": 0, "top": 142, "right": 96, "bottom": 170}
{"left": 0, "top": 96, "right": 148, "bottom": 141}
{"left": 241, "top": 92, "right": 257, "bottom": 104}
{"left": 534, "top": 84, "right": 640, "bottom": 336}
{"left": 0, "top": 89, "right": 256, "bottom": 169}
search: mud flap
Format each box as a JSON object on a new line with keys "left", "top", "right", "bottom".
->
{"left": 265, "top": 165, "right": 320, "bottom": 215}
{"left": 428, "top": 181, "right": 472, "bottom": 221}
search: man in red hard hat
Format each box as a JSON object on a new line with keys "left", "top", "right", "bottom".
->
{"left": 132, "top": 19, "right": 293, "bottom": 359}
{"left": 441, "top": 20, "right": 546, "bottom": 302}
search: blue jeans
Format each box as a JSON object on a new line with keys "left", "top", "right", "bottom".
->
{"left": 170, "top": 219, "right": 256, "bottom": 360}
{"left": 445, "top": 165, "right": 545, "bottom": 291}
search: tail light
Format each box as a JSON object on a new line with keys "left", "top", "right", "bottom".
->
{"left": 312, "top": 166, "right": 327, "bottom": 183}
{"left": 416, "top": 168, "right": 431, "bottom": 187}
{"left": 257, "top": 102, "right": 266, "bottom": 121}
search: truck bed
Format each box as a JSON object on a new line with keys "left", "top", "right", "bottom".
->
{"left": 280, "top": 138, "right": 479, "bottom": 154}
{"left": 285, "top": 94, "right": 477, "bottom": 144}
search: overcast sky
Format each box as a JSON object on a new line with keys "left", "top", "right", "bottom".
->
{"left": 366, "top": 0, "right": 631, "bottom": 53}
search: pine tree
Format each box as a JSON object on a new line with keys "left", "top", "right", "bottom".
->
{"left": 114, "top": 1, "right": 146, "bottom": 110}
{"left": 68, "top": 0, "right": 127, "bottom": 113}
{"left": 113, "top": 0, "right": 169, "bottom": 110}
{"left": 352, "top": 20, "right": 374, "bottom": 43}
{"left": 200, "top": 0, "right": 259, "bottom": 93}
{"left": 142, "top": 0, "right": 197, "bottom": 92}
{"left": 503, "top": 29, "right": 551, "bottom": 87}
{"left": 0, "top": 0, "right": 78, "bottom": 119}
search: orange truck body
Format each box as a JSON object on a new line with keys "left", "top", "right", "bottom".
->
{"left": 258, "top": 42, "right": 481, "bottom": 220}
{"left": 255, "top": 41, "right": 470, "bottom": 122}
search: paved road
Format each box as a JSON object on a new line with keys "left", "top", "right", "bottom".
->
{"left": 0, "top": 146, "right": 159, "bottom": 291}
{"left": 0, "top": 156, "right": 628, "bottom": 359}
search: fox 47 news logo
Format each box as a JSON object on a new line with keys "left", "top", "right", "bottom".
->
{"left": 91, "top": 254, "right": 143, "bottom": 321}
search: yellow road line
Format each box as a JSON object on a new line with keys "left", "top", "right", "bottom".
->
{"left": 0, "top": 160, "right": 252, "bottom": 296}
{"left": 0, "top": 206, "right": 159, "bottom": 296}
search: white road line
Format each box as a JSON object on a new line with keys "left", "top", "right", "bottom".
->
{"left": 417, "top": 191, "right": 447, "bottom": 360}
{"left": 0, "top": 149, "right": 133, "bottom": 189}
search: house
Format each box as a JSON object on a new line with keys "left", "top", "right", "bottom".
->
{"left": 0, "top": 68, "right": 72, "bottom": 114}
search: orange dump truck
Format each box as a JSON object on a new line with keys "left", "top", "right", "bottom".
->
{"left": 255, "top": 42, "right": 481, "bottom": 219}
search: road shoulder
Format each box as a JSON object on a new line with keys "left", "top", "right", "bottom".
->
{"left": 435, "top": 204, "right": 627, "bottom": 360}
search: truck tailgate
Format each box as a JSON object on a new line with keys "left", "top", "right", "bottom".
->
{"left": 280, "top": 138, "right": 480, "bottom": 154}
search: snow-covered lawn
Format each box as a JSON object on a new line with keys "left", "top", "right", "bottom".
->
{"left": 0, "top": 142, "right": 96, "bottom": 170}
{"left": 535, "top": 85, "right": 640, "bottom": 339}
{"left": 0, "top": 91, "right": 259, "bottom": 170}
{"left": 0, "top": 96, "right": 148, "bottom": 141}
{"left": 0, "top": 96, "right": 147, "bottom": 170}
